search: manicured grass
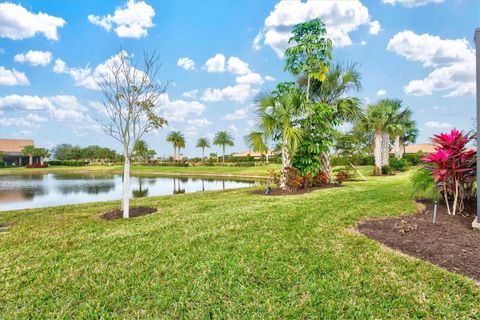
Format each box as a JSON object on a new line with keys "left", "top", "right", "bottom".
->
{"left": 0, "top": 163, "right": 281, "bottom": 177}
{"left": 1, "top": 170, "right": 479, "bottom": 318}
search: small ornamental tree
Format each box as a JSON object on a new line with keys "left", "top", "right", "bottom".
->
{"left": 98, "top": 50, "right": 168, "bottom": 218}
{"left": 422, "top": 129, "right": 476, "bottom": 215}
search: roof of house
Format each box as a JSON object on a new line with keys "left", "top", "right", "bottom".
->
{"left": 0, "top": 139, "right": 35, "bottom": 153}
{"left": 404, "top": 144, "right": 437, "bottom": 154}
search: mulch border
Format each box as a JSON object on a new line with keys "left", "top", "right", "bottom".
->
{"left": 100, "top": 207, "right": 158, "bottom": 220}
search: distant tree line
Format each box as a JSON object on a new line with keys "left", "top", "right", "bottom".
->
{"left": 51, "top": 144, "right": 122, "bottom": 162}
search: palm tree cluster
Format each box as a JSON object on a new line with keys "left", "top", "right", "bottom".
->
{"left": 355, "top": 99, "right": 416, "bottom": 175}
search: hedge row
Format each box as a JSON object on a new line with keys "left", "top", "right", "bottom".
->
{"left": 46, "top": 160, "right": 90, "bottom": 166}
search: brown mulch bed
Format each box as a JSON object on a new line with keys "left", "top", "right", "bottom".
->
{"left": 356, "top": 200, "right": 480, "bottom": 281}
{"left": 251, "top": 184, "right": 338, "bottom": 196}
{"left": 101, "top": 207, "right": 157, "bottom": 220}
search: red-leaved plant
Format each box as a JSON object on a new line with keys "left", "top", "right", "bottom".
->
{"left": 422, "top": 129, "right": 476, "bottom": 215}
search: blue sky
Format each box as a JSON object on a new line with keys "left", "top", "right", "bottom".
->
{"left": 0, "top": 0, "right": 477, "bottom": 157}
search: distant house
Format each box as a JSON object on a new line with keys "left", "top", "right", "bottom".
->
{"left": 403, "top": 144, "right": 437, "bottom": 155}
{"left": 232, "top": 150, "right": 275, "bottom": 160}
{"left": 0, "top": 139, "right": 39, "bottom": 166}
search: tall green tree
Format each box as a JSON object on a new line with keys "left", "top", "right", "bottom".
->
{"left": 244, "top": 131, "right": 270, "bottom": 164}
{"left": 253, "top": 86, "right": 307, "bottom": 189}
{"left": 166, "top": 131, "right": 185, "bottom": 162}
{"left": 196, "top": 137, "right": 210, "bottom": 163}
{"left": 389, "top": 111, "right": 417, "bottom": 159}
{"left": 213, "top": 131, "right": 234, "bottom": 163}
{"left": 284, "top": 18, "right": 333, "bottom": 100}
{"left": 303, "top": 62, "right": 363, "bottom": 180}
{"left": 21, "top": 145, "right": 35, "bottom": 165}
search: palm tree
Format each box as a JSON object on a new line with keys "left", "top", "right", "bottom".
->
{"left": 32, "top": 148, "right": 50, "bottom": 165}
{"left": 356, "top": 99, "right": 403, "bottom": 175}
{"left": 166, "top": 131, "right": 185, "bottom": 162}
{"left": 177, "top": 135, "right": 185, "bottom": 160}
{"left": 133, "top": 140, "right": 149, "bottom": 162}
{"left": 253, "top": 87, "right": 307, "bottom": 189}
{"left": 389, "top": 111, "right": 417, "bottom": 159}
{"left": 244, "top": 131, "right": 270, "bottom": 163}
{"left": 21, "top": 145, "right": 35, "bottom": 166}
{"left": 304, "top": 62, "right": 363, "bottom": 180}
{"left": 213, "top": 131, "right": 234, "bottom": 163}
{"left": 196, "top": 137, "right": 210, "bottom": 163}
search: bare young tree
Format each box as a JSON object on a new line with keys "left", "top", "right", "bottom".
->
{"left": 97, "top": 50, "right": 168, "bottom": 218}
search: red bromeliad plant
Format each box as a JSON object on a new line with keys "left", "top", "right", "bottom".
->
{"left": 422, "top": 129, "right": 476, "bottom": 215}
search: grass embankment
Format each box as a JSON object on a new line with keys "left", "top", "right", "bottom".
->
{"left": 0, "top": 164, "right": 281, "bottom": 178}
{"left": 1, "top": 170, "right": 479, "bottom": 318}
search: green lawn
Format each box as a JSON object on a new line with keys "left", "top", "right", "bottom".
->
{"left": 0, "top": 164, "right": 281, "bottom": 177}
{"left": 1, "top": 170, "right": 479, "bottom": 318}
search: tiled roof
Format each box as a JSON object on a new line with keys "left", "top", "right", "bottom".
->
{"left": 404, "top": 144, "right": 437, "bottom": 154}
{"left": 0, "top": 139, "right": 35, "bottom": 153}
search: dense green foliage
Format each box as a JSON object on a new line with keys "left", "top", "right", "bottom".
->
{"left": 1, "top": 171, "right": 479, "bottom": 318}
{"left": 51, "top": 144, "right": 120, "bottom": 162}
{"left": 46, "top": 160, "right": 90, "bottom": 166}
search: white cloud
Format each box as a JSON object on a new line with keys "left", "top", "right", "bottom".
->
{"left": 177, "top": 57, "right": 195, "bottom": 70}
{"left": 182, "top": 89, "right": 199, "bottom": 99}
{"left": 0, "top": 66, "right": 29, "bottom": 86}
{"left": 368, "top": 20, "right": 381, "bottom": 35}
{"left": 425, "top": 121, "right": 452, "bottom": 128}
{"left": 224, "top": 107, "right": 250, "bottom": 121}
{"left": 0, "top": 113, "right": 48, "bottom": 128}
{"left": 264, "top": 75, "right": 275, "bottom": 81}
{"left": 382, "top": 0, "right": 443, "bottom": 7}
{"left": 229, "top": 124, "right": 239, "bottom": 134}
{"left": 158, "top": 93, "right": 206, "bottom": 122}
{"left": 14, "top": 50, "right": 52, "bottom": 66}
{"left": 0, "top": 94, "right": 99, "bottom": 133}
{"left": 53, "top": 51, "right": 143, "bottom": 90}
{"left": 227, "top": 57, "right": 251, "bottom": 75}
{"left": 187, "top": 118, "right": 212, "bottom": 127}
{"left": 253, "top": 0, "right": 380, "bottom": 57}
{"left": 203, "top": 53, "right": 225, "bottom": 72}
{"left": 201, "top": 85, "right": 253, "bottom": 103}
{"left": 236, "top": 72, "right": 264, "bottom": 85}
{"left": 0, "top": 2, "right": 66, "bottom": 41}
{"left": 376, "top": 89, "right": 387, "bottom": 96}
{"left": 388, "top": 31, "right": 475, "bottom": 97}
{"left": 88, "top": 0, "right": 155, "bottom": 38}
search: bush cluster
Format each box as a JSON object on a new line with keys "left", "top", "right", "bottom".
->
{"left": 26, "top": 164, "right": 49, "bottom": 168}
{"left": 46, "top": 160, "right": 89, "bottom": 166}
{"left": 269, "top": 167, "right": 332, "bottom": 191}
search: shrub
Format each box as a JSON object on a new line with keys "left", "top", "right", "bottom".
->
{"left": 403, "top": 152, "right": 424, "bottom": 166}
{"left": 46, "top": 160, "right": 89, "bottom": 166}
{"left": 335, "top": 171, "right": 348, "bottom": 185}
{"left": 389, "top": 157, "right": 408, "bottom": 172}
{"left": 0, "top": 161, "right": 5, "bottom": 168}
{"left": 26, "top": 164, "right": 49, "bottom": 168}
{"left": 314, "top": 171, "right": 329, "bottom": 186}
{"left": 381, "top": 165, "right": 394, "bottom": 175}
{"left": 411, "top": 168, "right": 439, "bottom": 200}
{"left": 302, "top": 173, "right": 314, "bottom": 189}
{"left": 331, "top": 155, "right": 375, "bottom": 167}
{"left": 422, "top": 129, "right": 476, "bottom": 215}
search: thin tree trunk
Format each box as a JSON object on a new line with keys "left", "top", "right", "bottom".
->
{"left": 452, "top": 178, "right": 459, "bottom": 216}
{"left": 279, "top": 143, "right": 291, "bottom": 190}
{"left": 374, "top": 130, "right": 383, "bottom": 175}
{"left": 173, "top": 145, "right": 176, "bottom": 162}
{"left": 123, "top": 154, "right": 130, "bottom": 218}
{"left": 306, "top": 76, "right": 311, "bottom": 101}
{"left": 394, "top": 135, "right": 402, "bottom": 159}
{"left": 222, "top": 145, "right": 225, "bottom": 163}
{"left": 202, "top": 148, "right": 205, "bottom": 163}
{"left": 320, "top": 152, "right": 331, "bottom": 183}
{"left": 443, "top": 182, "right": 451, "bottom": 215}
{"left": 29, "top": 154, "right": 32, "bottom": 166}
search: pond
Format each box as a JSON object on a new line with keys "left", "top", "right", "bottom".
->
{"left": 0, "top": 173, "right": 262, "bottom": 211}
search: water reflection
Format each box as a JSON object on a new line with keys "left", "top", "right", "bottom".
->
{"left": 0, "top": 173, "right": 261, "bottom": 211}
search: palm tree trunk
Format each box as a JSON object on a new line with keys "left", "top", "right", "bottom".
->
{"left": 394, "top": 135, "right": 402, "bottom": 159}
{"left": 381, "top": 131, "right": 390, "bottom": 167}
{"left": 173, "top": 145, "right": 176, "bottom": 162}
{"left": 279, "top": 143, "right": 291, "bottom": 190}
{"left": 222, "top": 145, "right": 225, "bottom": 163}
{"left": 29, "top": 154, "right": 32, "bottom": 166}
{"left": 202, "top": 148, "right": 205, "bottom": 163}
{"left": 374, "top": 130, "right": 383, "bottom": 175}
